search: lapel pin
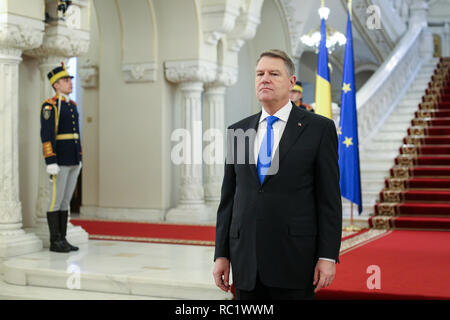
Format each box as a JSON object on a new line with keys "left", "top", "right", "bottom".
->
{"left": 298, "top": 122, "right": 302, "bottom": 127}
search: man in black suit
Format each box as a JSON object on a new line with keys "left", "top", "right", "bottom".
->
{"left": 213, "top": 49, "right": 342, "bottom": 300}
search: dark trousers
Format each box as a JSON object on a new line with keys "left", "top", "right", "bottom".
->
{"left": 235, "top": 274, "right": 315, "bottom": 300}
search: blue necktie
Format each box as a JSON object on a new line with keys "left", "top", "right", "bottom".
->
{"left": 257, "top": 115, "right": 279, "bottom": 185}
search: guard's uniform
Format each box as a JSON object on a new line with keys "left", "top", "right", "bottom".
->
{"left": 41, "top": 63, "right": 81, "bottom": 252}
{"left": 41, "top": 95, "right": 82, "bottom": 167}
{"left": 41, "top": 94, "right": 82, "bottom": 213}
{"left": 292, "top": 81, "right": 315, "bottom": 113}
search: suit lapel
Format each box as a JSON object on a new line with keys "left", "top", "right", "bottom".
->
{"left": 262, "top": 105, "right": 309, "bottom": 185}
{"left": 278, "top": 106, "right": 309, "bottom": 163}
{"left": 248, "top": 112, "right": 262, "bottom": 184}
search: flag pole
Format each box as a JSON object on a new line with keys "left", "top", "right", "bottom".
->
{"left": 344, "top": 201, "right": 361, "bottom": 232}
{"left": 342, "top": 0, "right": 361, "bottom": 233}
{"left": 348, "top": 0, "right": 352, "bottom": 18}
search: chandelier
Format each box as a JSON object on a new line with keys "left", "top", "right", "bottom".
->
{"left": 300, "top": 3, "right": 346, "bottom": 54}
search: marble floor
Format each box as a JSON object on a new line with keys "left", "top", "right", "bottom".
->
{"left": 2, "top": 240, "right": 232, "bottom": 300}
{"left": 1, "top": 228, "right": 384, "bottom": 300}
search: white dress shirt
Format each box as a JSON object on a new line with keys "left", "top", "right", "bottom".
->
{"left": 254, "top": 100, "right": 292, "bottom": 165}
{"left": 255, "top": 101, "right": 335, "bottom": 264}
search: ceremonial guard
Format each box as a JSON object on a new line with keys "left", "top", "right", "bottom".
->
{"left": 290, "top": 81, "right": 314, "bottom": 112}
{"left": 41, "top": 63, "right": 82, "bottom": 253}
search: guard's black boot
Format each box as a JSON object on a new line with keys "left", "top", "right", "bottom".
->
{"left": 59, "top": 210, "right": 79, "bottom": 251}
{"left": 47, "top": 212, "right": 71, "bottom": 253}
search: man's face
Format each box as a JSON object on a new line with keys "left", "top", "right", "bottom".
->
{"left": 289, "top": 90, "right": 302, "bottom": 102}
{"left": 54, "top": 77, "right": 73, "bottom": 95}
{"left": 255, "top": 56, "right": 295, "bottom": 106}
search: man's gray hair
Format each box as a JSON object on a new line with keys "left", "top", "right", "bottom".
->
{"left": 256, "top": 49, "right": 295, "bottom": 77}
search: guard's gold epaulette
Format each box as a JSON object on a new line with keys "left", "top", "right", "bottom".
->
{"left": 43, "top": 97, "right": 57, "bottom": 105}
{"left": 42, "top": 97, "right": 57, "bottom": 108}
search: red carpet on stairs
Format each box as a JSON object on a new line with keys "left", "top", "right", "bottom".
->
{"left": 370, "top": 58, "right": 450, "bottom": 231}
{"left": 316, "top": 230, "right": 450, "bottom": 299}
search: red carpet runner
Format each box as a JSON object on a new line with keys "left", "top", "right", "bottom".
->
{"left": 70, "top": 219, "right": 368, "bottom": 246}
{"left": 70, "top": 219, "right": 216, "bottom": 246}
{"left": 370, "top": 58, "right": 450, "bottom": 230}
{"left": 316, "top": 230, "right": 450, "bottom": 299}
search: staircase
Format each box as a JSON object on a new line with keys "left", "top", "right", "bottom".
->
{"left": 354, "top": 58, "right": 439, "bottom": 219}
{"left": 370, "top": 57, "right": 450, "bottom": 230}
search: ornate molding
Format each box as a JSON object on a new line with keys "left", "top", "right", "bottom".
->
{"left": 79, "top": 59, "right": 99, "bottom": 88}
{"left": 179, "top": 181, "right": 205, "bottom": 203}
{"left": 164, "top": 60, "right": 217, "bottom": 84}
{"left": 122, "top": 62, "right": 157, "bottom": 83}
{"left": 207, "top": 64, "right": 238, "bottom": 87}
{"left": 0, "top": 14, "right": 44, "bottom": 51}
{"left": 26, "top": 23, "right": 89, "bottom": 58}
{"left": 279, "top": 0, "right": 304, "bottom": 57}
{"left": 342, "top": 0, "right": 396, "bottom": 63}
{"left": 201, "top": 1, "right": 241, "bottom": 45}
{"left": 227, "top": 0, "right": 264, "bottom": 52}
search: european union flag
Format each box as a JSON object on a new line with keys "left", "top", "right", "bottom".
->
{"left": 338, "top": 11, "right": 362, "bottom": 214}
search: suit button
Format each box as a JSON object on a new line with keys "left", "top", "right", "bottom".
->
{"left": 259, "top": 189, "right": 264, "bottom": 193}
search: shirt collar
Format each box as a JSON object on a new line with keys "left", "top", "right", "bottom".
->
{"left": 259, "top": 100, "right": 292, "bottom": 123}
{"left": 56, "top": 93, "right": 70, "bottom": 102}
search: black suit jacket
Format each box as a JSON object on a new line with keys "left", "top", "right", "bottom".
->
{"left": 214, "top": 102, "right": 342, "bottom": 291}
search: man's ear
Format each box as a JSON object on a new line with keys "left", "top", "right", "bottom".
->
{"left": 289, "top": 75, "right": 297, "bottom": 90}
{"left": 52, "top": 79, "right": 60, "bottom": 91}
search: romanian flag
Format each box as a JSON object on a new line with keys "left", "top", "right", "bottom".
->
{"left": 315, "top": 18, "right": 332, "bottom": 119}
{"left": 338, "top": 11, "right": 362, "bottom": 214}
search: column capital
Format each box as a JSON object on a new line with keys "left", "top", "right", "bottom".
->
{"left": 26, "top": 23, "right": 89, "bottom": 58}
{"left": 206, "top": 64, "right": 238, "bottom": 88}
{"left": 0, "top": 14, "right": 44, "bottom": 52}
{"left": 164, "top": 60, "right": 217, "bottom": 84}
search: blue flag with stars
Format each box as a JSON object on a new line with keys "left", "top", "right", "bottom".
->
{"left": 338, "top": 11, "right": 362, "bottom": 214}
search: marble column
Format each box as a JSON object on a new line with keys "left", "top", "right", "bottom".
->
{"left": 164, "top": 60, "right": 217, "bottom": 223}
{"left": 178, "top": 81, "right": 206, "bottom": 206}
{"left": 203, "top": 66, "right": 237, "bottom": 206}
{"left": 203, "top": 85, "right": 226, "bottom": 205}
{"left": 0, "top": 18, "right": 44, "bottom": 258}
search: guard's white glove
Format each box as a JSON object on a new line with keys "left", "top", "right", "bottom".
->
{"left": 46, "top": 163, "right": 60, "bottom": 175}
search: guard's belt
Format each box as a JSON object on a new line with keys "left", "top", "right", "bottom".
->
{"left": 56, "top": 133, "right": 79, "bottom": 140}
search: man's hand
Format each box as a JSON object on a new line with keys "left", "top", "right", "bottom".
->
{"left": 313, "top": 259, "right": 336, "bottom": 293}
{"left": 213, "top": 257, "right": 230, "bottom": 292}
{"left": 46, "top": 163, "right": 60, "bottom": 175}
